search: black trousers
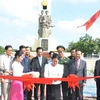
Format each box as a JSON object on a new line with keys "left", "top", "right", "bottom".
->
{"left": 69, "top": 85, "right": 83, "bottom": 100}
{"left": 46, "top": 84, "right": 61, "bottom": 100}
{"left": 62, "top": 82, "right": 68, "bottom": 100}
{"left": 96, "top": 81, "right": 100, "bottom": 100}
{"left": 34, "top": 84, "right": 45, "bottom": 100}
{"left": 24, "top": 89, "right": 28, "bottom": 100}
{"left": 24, "top": 88, "right": 32, "bottom": 100}
{"left": 27, "top": 89, "right": 32, "bottom": 100}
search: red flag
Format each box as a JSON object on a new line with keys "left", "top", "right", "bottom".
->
{"left": 77, "top": 10, "right": 100, "bottom": 31}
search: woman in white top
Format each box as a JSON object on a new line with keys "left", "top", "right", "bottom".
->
{"left": 9, "top": 50, "right": 25, "bottom": 100}
{"left": 44, "top": 53, "right": 64, "bottom": 100}
{"left": 9, "top": 50, "right": 39, "bottom": 100}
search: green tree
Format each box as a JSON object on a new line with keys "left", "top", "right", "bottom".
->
{"left": 67, "top": 34, "right": 100, "bottom": 56}
{"left": 94, "top": 38, "right": 100, "bottom": 53}
{"left": 0, "top": 46, "right": 4, "bottom": 54}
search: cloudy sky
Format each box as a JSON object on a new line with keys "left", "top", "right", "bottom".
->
{"left": 0, "top": 0, "right": 100, "bottom": 49}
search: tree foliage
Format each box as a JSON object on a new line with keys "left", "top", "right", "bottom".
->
{"left": 0, "top": 46, "right": 4, "bottom": 54}
{"left": 67, "top": 34, "right": 100, "bottom": 56}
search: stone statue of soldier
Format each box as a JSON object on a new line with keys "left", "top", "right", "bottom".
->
{"left": 38, "top": 10, "right": 54, "bottom": 38}
{"left": 38, "top": 10, "right": 44, "bottom": 37}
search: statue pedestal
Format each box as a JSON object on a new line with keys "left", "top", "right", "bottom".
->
{"left": 40, "top": 38, "right": 49, "bottom": 51}
{"left": 32, "top": 38, "right": 57, "bottom": 51}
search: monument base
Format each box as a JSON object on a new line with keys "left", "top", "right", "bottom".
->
{"left": 32, "top": 38, "right": 58, "bottom": 52}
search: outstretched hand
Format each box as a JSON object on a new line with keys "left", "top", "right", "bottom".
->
{"left": 6, "top": 70, "right": 12, "bottom": 74}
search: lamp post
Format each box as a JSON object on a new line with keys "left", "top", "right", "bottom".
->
{"left": 41, "top": 0, "right": 48, "bottom": 10}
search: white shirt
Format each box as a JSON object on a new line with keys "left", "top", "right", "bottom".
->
{"left": 44, "top": 63, "right": 64, "bottom": 84}
{"left": 12, "top": 61, "right": 24, "bottom": 76}
{"left": 38, "top": 56, "right": 42, "bottom": 66}
{"left": 12, "top": 61, "right": 40, "bottom": 78}
{"left": 48, "top": 59, "right": 52, "bottom": 64}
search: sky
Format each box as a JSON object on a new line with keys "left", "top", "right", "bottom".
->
{"left": 0, "top": 0, "right": 100, "bottom": 50}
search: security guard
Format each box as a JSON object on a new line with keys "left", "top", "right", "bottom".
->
{"left": 56, "top": 45, "right": 69, "bottom": 100}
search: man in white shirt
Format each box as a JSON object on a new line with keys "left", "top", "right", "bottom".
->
{"left": 0, "top": 45, "right": 13, "bottom": 100}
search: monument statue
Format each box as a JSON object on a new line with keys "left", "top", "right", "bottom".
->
{"left": 33, "top": 1, "right": 58, "bottom": 51}
{"left": 38, "top": 10, "right": 54, "bottom": 38}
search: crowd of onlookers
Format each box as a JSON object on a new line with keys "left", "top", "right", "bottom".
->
{"left": 0, "top": 45, "right": 100, "bottom": 100}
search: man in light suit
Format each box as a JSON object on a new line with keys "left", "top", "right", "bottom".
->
{"left": 94, "top": 60, "right": 100, "bottom": 100}
{"left": 0, "top": 45, "right": 13, "bottom": 100}
{"left": 31, "top": 47, "right": 48, "bottom": 100}
{"left": 68, "top": 50, "right": 87, "bottom": 100}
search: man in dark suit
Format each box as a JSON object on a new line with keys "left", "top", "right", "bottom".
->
{"left": 31, "top": 47, "right": 48, "bottom": 100}
{"left": 94, "top": 60, "right": 100, "bottom": 100}
{"left": 67, "top": 48, "right": 76, "bottom": 99}
{"left": 68, "top": 48, "right": 76, "bottom": 60}
{"left": 68, "top": 50, "right": 87, "bottom": 100}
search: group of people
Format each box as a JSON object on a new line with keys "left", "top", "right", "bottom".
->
{"left": 50, "top": 46, "right": 86, "bottom": 100}
{"left": 0, "top": 44, "right": 88, "bottom": 100}
{"left": 0, "top": 45, "right": 35, "bottom": 100}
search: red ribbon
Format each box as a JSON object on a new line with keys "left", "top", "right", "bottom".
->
{"left": 0, "top": 74, "right": 99, "bottom": 91}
